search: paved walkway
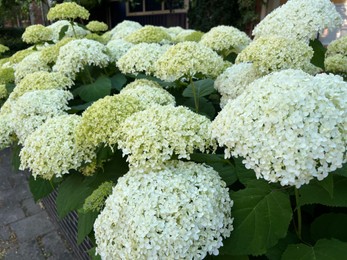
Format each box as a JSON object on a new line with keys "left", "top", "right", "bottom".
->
{"left": 0, "top": 148, "right": 76, "bottom": 259}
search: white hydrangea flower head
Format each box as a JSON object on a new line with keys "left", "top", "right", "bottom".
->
{"left": 215, "top": 63, "right": 260, "bottom": 107}
{"left": 14, "top": 52, "right": 50, "bottom": 84}
{"left": 19, "top": 115, "right": 94, "bottom": 180}
{"left": 124, "top": 25, "right": 172, "bottom": 44}
{"left": 117, "top": 104, "right": 216, "bottom": 171}
{"left": 10, "top": 71, "right": 74, "bottom": 100}
{"left": 200, "top": 25, "right": 251, "bottom": 55}
{"left": 94, "top": 160, "right": 233, "bottom": 260}
{"left": 163, "top": 26, "right": 185, "bottom": 38}
{"left": 22, "top": 24, "right": 53, "bottom": 44}
{"left": 0, "top": 67, "right": 14, "bottom": 84}
{"left": 252, "top": 0, "right": 342, "bottom": 42}
{"left": 86, "top": 21, "right": 108, "bottom": 32}
{"left": 154, "top": 41, "right": 226, "bottom": 82}
{"left": 47, "top": 20, "right": 89, "bottom": 42}
{"left": 106, "top": 39, "right": 134, "bottom": 63}
{"left": 211, "top": 69, "right": 347, "bottom": 188}
{"left": 117, "top": 43, "right": 169, "bottom": 75}
{"left": 326, "top": 35, "right": 347, "bottom": 56}
{"left": 8, "top": 48, "right": 35, "bottom": 65}
{"left": 47, "top": 2, "right": 90, "bottom": 21}
{"left": 0, "top": 114, "right": 13, "bottom": 149}
{"left": 40, "top": 38, "right": 74, "bottom": 64}
{"left": 53, "top": 39, "right": 109, "bottom": 80}
{"left": 325, "top": 54, "right": 347, "bottom": 75}
{"left": 120, "top": 79, "right": 175, "bottom": 108}
{"left": 75, "top": 94, "right": 143, "bottom": 150}
{"left": 236, "top": 36, "right": 314, "bottom": 75}
{"left": 174, "top": 29, "right": 204, "bottom": 42}
{"left": 110, "top": 20, "right": 142, "bottom": 40}
{"left": 8, "top": 89, "right": 73, "bottom": 144}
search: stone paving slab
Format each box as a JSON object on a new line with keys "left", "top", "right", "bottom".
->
{"left": 0, "top": 148, "right": 76, "bottom": 259}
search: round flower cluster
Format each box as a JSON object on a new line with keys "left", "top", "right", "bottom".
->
{"left": 14, "top": 52, "right": 50, "bottom": 83}
{"left": 0, "top": 115, "right": 12, "bottom": 149}
{"left": 10, "top": 71, "right": 74, "bottom": 100}
{"left": 19, "top": 115, "right": 94, "bottom": 180}
{"left": 47, "top": 20, "right": 89, "bottom": 42}
{"left": 154, "top": 41, "right": 226, "bottom": 82}
{"left": 120, "top": 79, "right": 175, "bottom": 108}
{"left": 75, "top": 94, "right": 143, "bottom": 150}
{"left": 117, "top": 43, "right": 169, "bottom": 75}
{"left": 200, "top": 25, "right": 251, "bottom": 55}
{"left": 110, "top": 20, "right": 142, "bottom": 40}
{"left": 0, "top": 67, "right": 14, "bottom": 84}
{"left": 8, "top": 48, "right": 35, "bottom": 65}
{"left": 47, "top": 2, "right": 90, "bottom": 21}
{"left": 83, "top": 181, "right": 114, "bottom": 213}
{"left": 53, "top": 39, "right": 109, "bottom": 79}
{"left": 325, "top": 36, "right": 347, "bottom": 75}
{"left": 124, "top": 25, "right": 172, "bottom": 44}
{"left": 117, "top": 105, "right": 216, "bottom": 171}
{"left": 214, "top": 63, "right": 260, "bottom": 108}
{"left": 0, "top": 84, "right": 7, "bottom": 99}
{"left": 174, "top": 29, "right": 204, "bottom": 42}
{"left": 106, "top": 39, "right": 134, "bottom": 62}
{"left": 0, "top": 44, "right": 9, "bottom": 55}
{"left": 164, "top": 26, "right": 184, "bottom": 38}
{"left": 252, "top": 0, "right": 342, "bottom": 42}
{"left": 236, "top": 36, "right": 314, "bottom": 75}
{"left": 22, "top": 24, "right": 52, "bottom": 44}
{"left": 94, "top": 160, "right": 233, "bottom": 260}
{"left": 85, "top": 33, "right": 107, "bottom": 44}
{"left": 211, "top": 69, "right": 347, "bottom": 188}
{"left": 86, "top": 21, "right": 108, "bottom": 32}
{"left": 8, "top": 89, "right": 73, "bottom": 144}
{"left": 40, "top": 38, "right": 74, "bottom": 64}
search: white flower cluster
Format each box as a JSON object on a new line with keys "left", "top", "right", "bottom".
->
{"left": 120, "top": 79, "right": 175, "bottom": 108}
{"left": 325, "top": 36, "right": 347, "bottom": 75}
{"left": 47, "top": 20, "right": 89, "bottom": 42}
{"left": 154, "top": 41, "right": 226, "bottom": 82}
{"left": 211, "top": 69, "right": 347, "bottom": 188}
{"left": 214, "top": 63, "right": 260, "bottom": 108}
{"left": 0, "top": 84, "right": 7, "bottom": 99}
{"left": 124, "top": 25, "right": 172, "bottom": 44}
{"left": 20, "top": 115, "right": 94, "bottom": 180}
{"left": 117, "top": 105, "right": 215, "bottom": 171}
{"left": 110, "top": 20, "right": 142, "bottom": 40}
{"left": 117, "top": 43, "right": 169, "bottom": 75}
{"left": 252, "top": 0, "right": 342, "bottom": 42}
{"left": 0, "top": 115, "right": 12, "bottom": 149}
{"left": 174, "top": 29, "right": 204, "bottom": 42}
{"left": 94, "top": 160, "right": 233, "bottom": 260}
{"left": 53, "top": 39, "right": 109, "bottom": 79}
{"left": 200, "top": 25, "right": 251, "bottom": 55}
{"left": 7, "top": 89, "right": 73, "bottom": 144}
{"left": 106, "top": 39, "right": 134, "bottom": 63}
{"left": 22, "top": 24, "right": 53, "bottom": 44}
{"left": 236, "top": 36, "right": 314, "bottom": 75}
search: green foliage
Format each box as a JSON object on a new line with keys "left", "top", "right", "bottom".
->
{"left": 310, "top": 213, "right": 347, "bottom": 242}
{"left": 0, "top": 28, "right": 29, "bottom": 56}
{"left": 29, "top": 175, "right": 57, "bottom": 202}
{"left": 77, "top": 210, "right": 99, "bottom": 244}
{"left": 309, "top": 39, "right": 326, "bottom": 70}
{"left": 76, "top": 75, "right": 112, "bottom": 102}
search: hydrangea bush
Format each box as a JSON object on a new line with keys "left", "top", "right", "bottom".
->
{"left": 1, "top": 1, "right": 347, "bottom": 259}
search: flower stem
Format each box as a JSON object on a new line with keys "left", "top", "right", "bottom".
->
{"left": 189, "top": 76, "right": 199, "bottom": 113}
{"left": 294, "top": 187, "right": 302, "bottom": 240}
{"left": 70, "top": 20, "right": 77, "bottom": 38}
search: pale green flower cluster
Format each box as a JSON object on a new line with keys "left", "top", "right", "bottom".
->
{"left": 174, "top": 29, "right": 204, "bottom": 42}
{"left": 47, "top": 20, "right": 89, "bottom": 42}
{"left": 19, "top": 115, "right": 94, "bottom": 180}
{"left": 0, "top": 67, "right": 14, "bottom": 84}
{"left": 325, "top": 36, "right": 347, "bottom": 75}
{"left": 47, "top": 2, "right": 90, "bottom": 21}
{"left": 214, "top": 63, "right": 260, "bottom": 108}
{"left": 40, "top": 38, "right": 74, "bottom": 64}
{"left": 53, "top": 39, "right": 109, "bottom": 79}
{"left": 154, "top": 41, "right": 226, "bottom": 82}
{"left": 120, "top": 79, "right": 176, "bottom": 108}
{"left": 236, "top": 36, "right": 314, "bottom": 75}
{"left": 124, "top": 25, "right": 172, "bottom": 44}
{"left": 10, "top": 71, "right": 73, "bottom": 100}
{"left": 164, "top": 26, "right": 184, "bottom": 38}
{"left": 200, "top": 25, "right": 251, "bottom": 55}
{"left": 110, "top": 20, "right": 142, "bottom": 40}
{"left": 106, "top": 39, "right": 134, "bottom": 62}
{"left": 8, "top": 48, "right": 35, "bottom": 65}
{"left": 94, "top": 160, "right": 233, "bottom": 260}
{"left": 0, "top": 44, "right": 9, "bottom": 54}
{"left": 0, "top": 84, "right": 7, "bottom": 99}
{"left": 75, "top": 95, "right": 142, "bottom": 150}
{"left": 86, "top": 21, "right": 108, "bottom": 32}
{"left": 85, "top": 33, "right": 108, "bottom": 44}
{"left": 252, "top": 0, "right": 342, "bottom": 42}
{"left": 7, "top": 89, "right": 73, "bottom": 144}
{"left": 117, "top": 43, "right": 169, "bottom": 75}
{"left": 211, "top": 69, "right": 347, "bottom": 188}
{"left": 117, "top": 105, "right": 215, "bottom": 171}
{"left": 14, "top": 52, "right": 50, "bottom": 83}
{"left": 83, "top": 181, "right": 114, "bottom": 212}
{"left": 22, "top": 24, "right": 53, "bottom": 44}
{"left": 0, "top": 115, "right": 12, "bottom": 149}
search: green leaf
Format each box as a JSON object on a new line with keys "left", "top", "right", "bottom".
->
{"left": 88, "top": 247, "right": 102, "bottom": 260}
{"left": 58, "top": 25, "right": 69, "bottom": 41}
{"left": 331, "top": 163, "right": 347, "bottom": 177}
{"left": 282, "top": 239, "right": 347, "bottom": 260}
{"left": 69, "top": 101, "right": 94, "bottom": 112}
{"left": 10, "top": 142, "right": 21, "bottom": 172}
{"left": 233, "top": 157, "right": 257, "bottom": 185}
{"left": 220, "top": 180, "right": 292, "bottom": 255}
{"left": 28, "top": 175, "right": 55, "bottom": 202}
{"left": 266, "top": 232, "right": 298, "bottom": 260}
{"left": 110, "top": 73, "right": 127, "bottom": 91}
{"left": 199, "top": 97, "right": 216, "bottom": 119}
{"left": 77, "top": 210, "right": 99, "bottom": 244}
{"left": 311, "top": 213, "right": 347, "bottom": 242}
{"left": 78, "top": 76, "right": 112, "bottom": 102}
{"left": 309, "top": 39, "right": 326, "bottom": 70}
{"left": 205, "top": 254, "right": 248, "bottom": 260}
{"left": 298, "top": 174, "right": 347, "bottom": 207}
{"left": 182, "top": 78, "right": 215, "bottom": 98}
